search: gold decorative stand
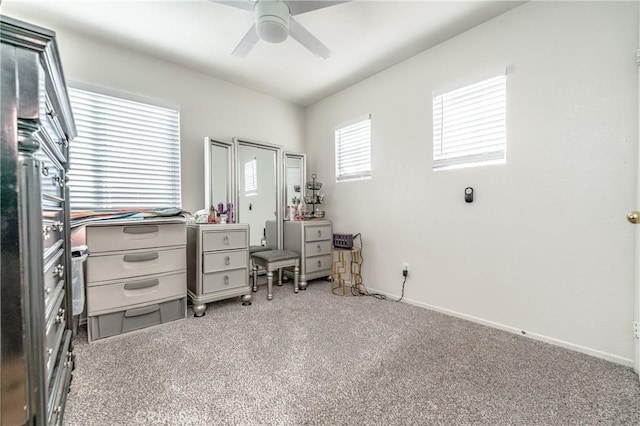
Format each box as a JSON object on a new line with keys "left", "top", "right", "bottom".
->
{"left": 330, "top": 247, "right": 362, "bottom": 296}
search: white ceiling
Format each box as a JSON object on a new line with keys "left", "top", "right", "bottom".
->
{"left": 1, "top": 0, "right": 524, "bottom": 106}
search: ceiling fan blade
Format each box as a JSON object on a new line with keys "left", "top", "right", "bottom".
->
{"left": 287, "top": 1, "right": 350, "bottom": 16}
{"left": 232, "top": 24, "right": 260, "bottom": 57}
{"left": 210, "top": 0, "right": 255, "bottom": 12}
{"left": 289, "top": 17, "right": 331, "bottom": 59}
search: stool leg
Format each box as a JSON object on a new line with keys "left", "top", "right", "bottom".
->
{"left": 277, "top": 268, "right": 283, "bottom": 286}
{"left": 252, "top": 264, "right": 258, "bottom": 292}
{"left": 294, "top": 264, "right": 299, "bottom": 293}
{"left": 267, "top": 270, "right": 273, "bottom": 301}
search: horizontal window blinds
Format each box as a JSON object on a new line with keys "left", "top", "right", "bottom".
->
{"left": 433, "top": 75, "right": 506, "bottom": 170}
{"left": 335, "top": 116, "right": 371, "bottom": 182}
{"left": 67, "top": 88, "right": 181, "bottom": 210}
{"left": 244, "top": 159, "right": 258, "bottom": 196}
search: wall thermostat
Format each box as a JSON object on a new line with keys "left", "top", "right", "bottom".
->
{"left": 465, "top": 187, "right": 474, "bottom": 203}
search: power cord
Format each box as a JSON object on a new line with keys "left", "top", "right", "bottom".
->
{"left": 350, "top": 232, "right": 408, "bottom": 302}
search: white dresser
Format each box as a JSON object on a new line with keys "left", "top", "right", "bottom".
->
{"left": 186, "top": 223, "right": 252, "bottom": 317}
{"left": 283, "top": 220, "right": 333, "bottom": 289}
{"left": 84, "top": 219, "right": 186, "bottom": 341}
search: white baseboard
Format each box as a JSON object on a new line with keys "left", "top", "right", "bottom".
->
{"left": 367, "top": 287, "right": 635, "bottom": 368}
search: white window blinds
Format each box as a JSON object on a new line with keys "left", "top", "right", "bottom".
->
{"left": 335, "top": 115, "right": 371, "bottom": 182}
{"left": 244, "top": 158, "right": 258, "bottom": 196}
{"left": 433, "top": 75, "right": 506, "bottom": 171}
{"left": 67, "top": 87, "right": 181, "bottom": 210}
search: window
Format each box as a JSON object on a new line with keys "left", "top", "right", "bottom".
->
{"left": 68, "top": 87, "right": 181, "bottom": 210}
{"left": 244, "top": 158, "right": 258, "bottom": 196}
{"left": 433, "top": 74, "right": 506, "bottom": 171}
{"left": 335, "top": 115, "right": 371, "bottom": 182}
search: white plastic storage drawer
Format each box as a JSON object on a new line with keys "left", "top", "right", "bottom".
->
{"left": 305, "top": 225, "right": 332, "bottom": 242}
{"left": 86, "top": 272, "right": 186, "bottom": 315}
{"left": 86, "top": 223, "right": 186, "bottom": 253}
{"left": 202, "top": 230, "right": 247, "bottom": 252}
{"left": 86, "top": 247, "right": 186, "bottom": 283}
{"left": 88, "top": 297, "right": 185, "bottom": 341}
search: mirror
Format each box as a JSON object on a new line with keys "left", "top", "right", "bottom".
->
{"left": 234, "top": 138, "right": 282, "bottom": 249}
{"left": 204, "top": 137, "right": 234, "bottom": 211}
{"left": 284, "top": 152, "right": 305, "bottom": 221}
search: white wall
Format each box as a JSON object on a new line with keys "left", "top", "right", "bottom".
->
{"left": 305, "top": 1, "right": 638, "bottom": 365}
{"left": 2, "top": 9, "right": 305, "bottom": 214}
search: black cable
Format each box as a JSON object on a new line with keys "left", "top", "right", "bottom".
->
{"left": 350, "top": 232, "right": 407, "bottom": 302}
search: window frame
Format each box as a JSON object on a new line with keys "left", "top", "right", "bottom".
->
{"left": 334, "top": 114, "right": 372, "bottom": 183}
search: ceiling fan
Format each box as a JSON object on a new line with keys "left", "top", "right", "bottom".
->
{"left": 212, "top": 0, "right": 349, "bottom": 59}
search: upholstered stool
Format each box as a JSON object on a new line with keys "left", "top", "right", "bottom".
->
{"left": 250, "top": 245, "right": 273, "bottom": 292}
{"left": 251, "top": 250, "right": 300, "bottom": 300}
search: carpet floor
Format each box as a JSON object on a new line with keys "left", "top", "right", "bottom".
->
{"left": 64, "top": 280, "right": 640, "bottom": 425}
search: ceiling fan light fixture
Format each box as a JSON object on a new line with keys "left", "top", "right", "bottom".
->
{"left": 255, "top": 0, "right": 290, "bottom": 43}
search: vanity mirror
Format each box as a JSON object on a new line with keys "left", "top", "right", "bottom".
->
{"left": 204, "top": 137, "right": 234, "bottom": 212}
{"left": 284, "top": 152, "right": 305, "bottom": 220}
{"left": 234, "top": 138, "right": 282, "bottom": 249}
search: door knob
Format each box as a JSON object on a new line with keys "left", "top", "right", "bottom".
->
{"left": 627, "top": 211, "right": 640, "bottom": 224}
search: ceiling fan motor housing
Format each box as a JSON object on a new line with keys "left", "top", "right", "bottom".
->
{"left": 255, "top": 0, "right": 290, "bottom": 43}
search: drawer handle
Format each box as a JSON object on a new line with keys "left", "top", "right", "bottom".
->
{"left": 124, "top": 304, "right": 160, "bottom": 317}
{"left": 317, "top": 244, "right": 321, "bottom": 252}
{"left": 46, "top": 347, "right": 52, "bottom": 360}
{"left": 55, "top": 308, "right": 65, "bottom": 324}
{"left": 225, "top": 256, "right": 230, "bottom": 265}
{"left": 42, "top": 165, "right": 49, "bottom": 176}
{"left": 123, "top": 225, "right": 159, "bottom": 234}
{"left": 123, "top": 252, "right": 159, "bottom": 263}
{"left": 45, "top": 287, "right": 52, "bottom": 296}
{"left": 52, "top": 264, "right": 64, "bottom": 278}
{"left": 124, "top": 278, "right": 160, "bottom": 290}
{"left": 317, "top": 230, "right": 322, "bottom": 237}
{"left": 57, "top": 139, "right": 69, "bottom": 149}
{"left": 53, "top": 175, "right": 64, "bottom": 187}
{"left": 317, "top": 260, "right": 322, "bottom": 268}
{"left": 43, "top": 225, "right": 51, "bottom": 240}
{"left": 224, "top": 275, "right": 229, "bottom": 285}
{"left": 223, "top": 235, "right": 229, "bottom": 245}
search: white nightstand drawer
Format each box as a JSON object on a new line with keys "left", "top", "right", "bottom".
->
{"left": 305, "top": 240, "right": 332, "bottom": 257}
{"left": 87, "top": 272, "right": 186, "bottom": 315}
{"left": 86, "top": 247, "right": 186, "bottom": 284}
{"left": 305, "top": 225, "right": 332, "bottom": 242}
{"left": 305, "top": 255, "right": 331, "bottom": 273}
{"left": 203, "top": 250, "right": 248, "bottom": 273}
{"left": 86, "top": 223, "right": 185, "bottom": 253}
{"left": 202, "top": 230, "right": 247, "bottom": 252}
{"left": 202, "top": 268, "right": 247, "bottom": 293}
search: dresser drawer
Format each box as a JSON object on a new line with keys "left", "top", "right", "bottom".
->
{"left": 86, "top": 223, "right": 186, "bottom": 253}
{"left": 305, "top": 240, "right": 332, "bottom": 257}
{"left": 305, "top": 255, "right": 332, "bottom": 274}
{"left": 202, "top": 230, "right": 247, "bottom": 252}
{"left": 203, "top": 250, "right": 248, "bottom": 273}
{"left": 44, "top": 291, "right": 66, "bottom": 385}
{"left": 305, "top": 225, "right": 332, "bottom": 242}
{"left": 43, "top": 248, "right": 65, "bottom": 299}
{"left": 86, "top": 247, "right": 186, "bottom": 284}
{"left": 202, "top": 268, "right": 247, "bottom": 293}
{"left": 87, "top": 272, "right": 186, "bottom": 315}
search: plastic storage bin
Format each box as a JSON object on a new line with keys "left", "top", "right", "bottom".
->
{"left": 71, "top": 245, "right": 89, "bottom": 316}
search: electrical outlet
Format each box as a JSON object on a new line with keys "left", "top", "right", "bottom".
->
{"left": 402, "top": 263, "right": 409, "bottom": 277}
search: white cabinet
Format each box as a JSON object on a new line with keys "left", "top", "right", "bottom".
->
{"left": 283, "top": 220, "right": 333, "bottom": 288}
{"left": 186, "top": 223, "right": 252, "bottom": 316}
{"left": 85, "top": 220, "right": 187, "bottom": 341}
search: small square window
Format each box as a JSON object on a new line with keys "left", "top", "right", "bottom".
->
{"left": 433, "top": 75, "right": 506, "bottom": 171}
{"left": 335, "top": 115, "right": 371, "bottom": 182}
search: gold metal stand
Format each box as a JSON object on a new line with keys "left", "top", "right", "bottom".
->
{"left": 330, "top": 247, "right": 362, "bottom": 296}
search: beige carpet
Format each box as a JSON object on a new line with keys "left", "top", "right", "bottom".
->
{"left": 64, "top": 280, "right": 640, "bottom": 425}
